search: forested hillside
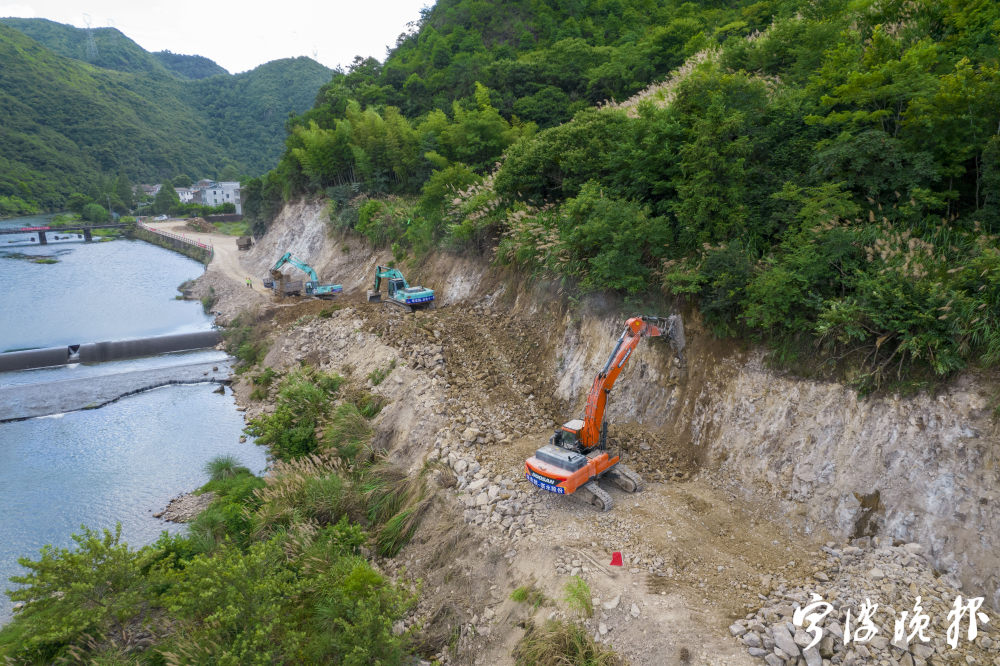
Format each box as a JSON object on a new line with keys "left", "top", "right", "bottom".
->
{"left": 2, "top": 18, "right": 230, "bottom": 80}
{"left": 248, "top": 0, "right": 1000, "bottom": 390}
{"left": 0, "top": 19, "right": 332, "bottom": 213}
{"left": 187, "top": 58, "right": 338, "bottom": 173}
{"left": 1, "top": 18, "right": 180, "bottom": 77}
{"left": 153, "top": 50, "right": 228, "bottom": 80}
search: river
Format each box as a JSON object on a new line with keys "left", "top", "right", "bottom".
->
{"left": 0, "top": 214, "right": 267, "bottom": 625}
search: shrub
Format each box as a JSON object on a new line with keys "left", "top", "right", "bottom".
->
{"left": 249, "top": 367, "right": 279, "bottom": 400}
{"left": 558, "top": 181, "right": 670, "bottom": 294}
{"left": 1, "top": 525, "right": 154, "bottom": 663}
{"left": 200, "top": 287, "right": 217, "bottom": 313}
{"left": 245, "top": 370, "right": 343, "bottom": 460}
{"left": 159, "top": 539, "right": 306, "bottom": 664}
{"left": 356, "top": 198, "right": 415, "bottom": 247}
{"left": 81, "top": 202, "right": 108, "bottom": 223}
{"left": 299, "top": 555, "right": 416, "bottom": 663}
{"left": 222, "top": 312, "right": 269, "bottom": 369}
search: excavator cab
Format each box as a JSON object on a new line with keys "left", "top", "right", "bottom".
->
{"left": 551, "top": 419, "right": 585, "bottom": 453}
{"left": 368, "top": 266, "right": 435, "bottom": 310}
{"left": 387, "top": 278, "right": 407, "bottom": 299}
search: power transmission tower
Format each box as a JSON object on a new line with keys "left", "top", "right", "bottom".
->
{"left": 83, "top": 13, "right": 98, "bottom": 62}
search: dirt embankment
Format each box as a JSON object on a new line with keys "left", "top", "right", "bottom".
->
{"left": 194, "top": 199, "right": 1000, "bottom": 665}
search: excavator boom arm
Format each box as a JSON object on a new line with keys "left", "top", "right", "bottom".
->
{"left": 373, "top": 265, "right": 408, "bottom": 293}
{"left": 271, "top": 253, "right": 319, "bottom": 282}
{"left": 270, "top": 252, "right": 292, "bottom": 272}
{"left": 578, "top": 316, "right": 676, "bottom": 449}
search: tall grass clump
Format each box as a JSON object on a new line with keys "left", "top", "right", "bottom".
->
{"left": 511, "top": 584, "right": 548, "bottom": 609}
{"left": 562, "top": 575, "right": 593, "bottom": 618}
{"left": 513, "top": 619, "right": 621, "bottom": 666}
{"left": 358, "top": 463, "right": 434, "bottom": 557}
{"left": 205, "top": 454, "right": 250, "bottom": 481}
{"left": 322, "top": 402, "right": 373, "bottom": 464}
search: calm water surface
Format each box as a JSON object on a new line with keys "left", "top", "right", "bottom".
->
{"left": 0, "top": 214, "right": 266, "bottom": 625}
{"left": 0, "top": 214, "right": 212, "bottom": 351}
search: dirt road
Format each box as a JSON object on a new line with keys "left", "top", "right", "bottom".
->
{"left": 145, "top": 220, "right": 268, "bottom": 296}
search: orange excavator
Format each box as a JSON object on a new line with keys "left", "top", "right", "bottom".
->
{"left": 524, "top": 315, "right": 684, "bottom": 511}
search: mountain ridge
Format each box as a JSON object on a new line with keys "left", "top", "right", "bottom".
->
{"left": 0, "top": 18, "right": 334, "bottom": 210}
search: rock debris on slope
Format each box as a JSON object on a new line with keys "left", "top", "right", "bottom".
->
{"left": 219, "top": 274, "right": 999, "bottom": 665}
{"left": 737, "top": 538, "right": 1000, "bottom": 666}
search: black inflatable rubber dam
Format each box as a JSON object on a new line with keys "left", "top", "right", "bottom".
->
{"left": 0, "top": 330, "right": 222, "bottom": 372}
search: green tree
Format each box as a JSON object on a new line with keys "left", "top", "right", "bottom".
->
{"left": 114, "top": 173, "right": 134, "bottom": 211}
{"left": 81, "top": 202, "right": 108, "bottom": 222}
{"left": 559, "top": 181, "right": 670, "bottom": 294}
{"left": 219, "top": 163, "right": 242, "bottom": 181}
{"left": 2, "top": 525, "right": 153, "bottom": 663}
{"left": 66, "top": 192, "right": 90, "bottom": 214}
{"left": 152, "top": 184, "right": 180, "bottom": 214}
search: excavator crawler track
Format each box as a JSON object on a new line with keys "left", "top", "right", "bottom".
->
{"left": 386, "top": 300, "right": 415, "bottom": 313}
{"left": 581, "top": 481, "right": 613, "bottom": 512}
{"left": 604, "top": 464, "right": 644, "bottom": 493}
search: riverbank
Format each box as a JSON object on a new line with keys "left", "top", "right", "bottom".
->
{"left": 153, "top": 491, "right": 216, "bottom": 522}
{"left": 132, "top": 223, "right": 213, "bottom": 264}
{"left": 200, "top": 199, "right": 1000, "bottom": 664}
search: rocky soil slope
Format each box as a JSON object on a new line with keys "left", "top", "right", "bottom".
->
{"left": 186, "top": 201, "right": 1000, "bottom": 664}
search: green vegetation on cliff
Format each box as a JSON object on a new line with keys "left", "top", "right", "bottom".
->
{"left": 248, "top": 0, "right": 1000, "bottom": 390}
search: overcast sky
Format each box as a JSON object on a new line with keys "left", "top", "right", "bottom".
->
{"left": 0, "top": 0, "right": 431, "bottom": 73}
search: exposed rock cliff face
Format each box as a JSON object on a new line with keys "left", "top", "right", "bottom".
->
{"left": 676, "top": 350, "right": 999, "bottom": 610}
{"left": 554, "top": 309, "right": 1000, "bottom": 610}
{"left": 555, "top": 311, "right": 1000, "bottom": 612}
{"left": 243, "top": 200, "right": 1000, "bottom": 610}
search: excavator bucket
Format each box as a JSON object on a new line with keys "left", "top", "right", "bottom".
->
{"left": 639, "top": 314, "right": 685, "bottom": 359}
{"left": 664, "top": 314, "right": 685, "bottom": 359}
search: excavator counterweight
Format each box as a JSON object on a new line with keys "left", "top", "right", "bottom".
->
{"left": 524, "top": 315, "right": 683, "bottom": 511}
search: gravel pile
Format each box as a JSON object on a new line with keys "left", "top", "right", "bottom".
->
{"left": 429, "top": 440, "right": 544, "bottom": 543}
{"left": 737, "top": 538, "right": 1000, "bottom": 665}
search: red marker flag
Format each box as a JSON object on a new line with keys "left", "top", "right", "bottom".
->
{"left": 610, "top": 551, "right": 623, "bottom": 566}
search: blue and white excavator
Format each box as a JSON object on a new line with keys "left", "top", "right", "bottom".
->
{"left": 366, "top": 265, "right": 434, "bottom": 311}
{"left": 263, "top": 252, "right": 342, "bottom": 298}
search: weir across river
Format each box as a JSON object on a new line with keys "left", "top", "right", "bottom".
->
{"left": 0, "top": 330, "right": 222, "bottom": 373}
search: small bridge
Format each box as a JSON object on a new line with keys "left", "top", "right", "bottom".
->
{"left": 0, "top": 223, "right": 130, "bottom": 244}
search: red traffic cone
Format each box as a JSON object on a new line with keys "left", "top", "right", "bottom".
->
{"left": 610, "top": 551, "right": 623, "bottom": 566}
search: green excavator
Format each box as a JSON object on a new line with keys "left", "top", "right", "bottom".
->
{"left": 263, "top": 252, "right": 342, "bottom": 298}
{"left": 367, "top": 265, "right": 434, "bottom": 311}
